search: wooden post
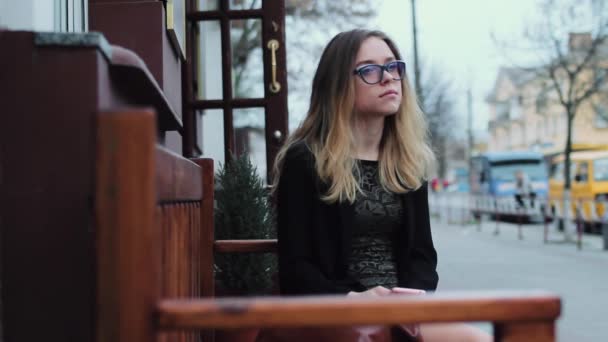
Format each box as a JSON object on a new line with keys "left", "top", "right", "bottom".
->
{"left": 192, "top": 158, "right": 216, "bottom": 342}
{"left": 96, "top": 110, "right": 161, "bottom": 342}
{"left": 192, "top": 158, "right": 215, "bottom": 298}
{"left": 494, "top": 320, "right": 555, "bottom": 342}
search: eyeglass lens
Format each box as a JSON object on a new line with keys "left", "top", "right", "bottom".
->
{"left": 359, "top": 61, "right": 405, "bottom": 84}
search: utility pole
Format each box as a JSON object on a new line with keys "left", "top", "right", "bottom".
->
{"left": 410, "top": 0, "right": 423, "bottom": 107}
{"left": 467, "top": 86, "right": 474, "bottom": 171}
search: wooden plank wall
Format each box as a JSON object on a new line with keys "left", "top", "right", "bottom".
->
{"left": 97, "top": 110, "right": 211, "bottom": 342}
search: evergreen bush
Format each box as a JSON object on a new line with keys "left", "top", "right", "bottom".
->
{"left": 214, "top": 154, "right": 277, "bottom": 295}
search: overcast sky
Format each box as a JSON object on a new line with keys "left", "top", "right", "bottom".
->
{"left": 371, "top": 0, "right": 541, "bottom": 138}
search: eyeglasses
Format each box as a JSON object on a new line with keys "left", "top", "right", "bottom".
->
{"left": 353, "top": 60, "right": 406, "bottom": 85}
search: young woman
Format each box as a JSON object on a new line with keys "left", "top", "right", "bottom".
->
{"left": 272, "top": 29, "right": 490, "bottom": 342}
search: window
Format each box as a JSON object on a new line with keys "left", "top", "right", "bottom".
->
{"left": 510, "top": 97, "right": 521, "bottom": 119}
{"left": 495, "top": 101, "right": 510, "bottom": 120}
{"left": 575, "top": 162, "right": 589, "bottom": 183}
{"left": 55, "top": 0, "right": 88, "bottom": 33}
{"left": 551, "top": 161, "right": 576, "bottom": 181}
{"left": 592, "top": 103, "right": 608, "bottom": 129}
{"left": 594, "top": 158, "right": 608, "bottom": 181}
{"left": 491, "top": 161, "right": 547, "bottom": 182}
{"left": 0, "top": 0, "right": 86, "bottom": 32}
{"left": 535, "top": 90, "right": 548, "bottom": 114}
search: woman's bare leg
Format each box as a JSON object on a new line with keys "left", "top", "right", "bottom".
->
{"left": 421, "top": 323, "right": 493, "bottom": 342}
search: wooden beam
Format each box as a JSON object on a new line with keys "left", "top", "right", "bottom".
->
{"left": 156, "top": 146, "right": 202, "bottom": 202}
{"left": 156, "top": 291, "right": 560, "bottom": 330}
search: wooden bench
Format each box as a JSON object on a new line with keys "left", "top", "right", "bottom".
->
{"left": 95, "top": 109, "right": 561, "bottom": 342}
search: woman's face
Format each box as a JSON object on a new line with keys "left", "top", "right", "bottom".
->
{"left": 353, "top": 37, "right": 403, "bottom": 117}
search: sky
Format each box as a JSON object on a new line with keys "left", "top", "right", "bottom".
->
{"left": 371, "top": 0, "right": 541, "bottom": 139}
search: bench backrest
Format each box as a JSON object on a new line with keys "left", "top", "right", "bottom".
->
{"left": 96, "top": 109, "right": 215, "bottom": 342}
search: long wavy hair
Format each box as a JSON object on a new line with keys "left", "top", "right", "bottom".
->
{"left": 272, "top": 29, "right": 435, "bottom": 204}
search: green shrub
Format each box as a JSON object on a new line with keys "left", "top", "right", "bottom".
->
{"left": 214, "top": 154, "right": 277, "bottom": 295}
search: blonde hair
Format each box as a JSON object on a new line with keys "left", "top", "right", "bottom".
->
{"left": 273, "top": 29, "right": 435, "bottom": 203}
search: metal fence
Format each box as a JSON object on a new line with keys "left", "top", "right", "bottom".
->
{"left": 429, "top": 192, "right": 608, "bottom": 251}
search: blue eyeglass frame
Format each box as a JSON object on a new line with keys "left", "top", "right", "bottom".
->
{"left": 352, "top": 60, "right": 406, "bottom": 85}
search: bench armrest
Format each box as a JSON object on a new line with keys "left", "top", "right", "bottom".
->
{"left": 156, "top": 290, "right": 560, "bottom": 329}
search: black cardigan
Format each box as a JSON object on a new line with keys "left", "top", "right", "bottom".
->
{"left": 277, "top": 142, "right": 438, "bottom": 295}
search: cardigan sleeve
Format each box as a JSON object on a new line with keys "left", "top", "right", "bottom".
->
{"left": 277, "top": 144, "right": 350, "bottom": 294}
{"left": 402, "top": 182, "right": 439, "bottom": 291}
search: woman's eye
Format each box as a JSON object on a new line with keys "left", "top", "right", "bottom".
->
{"left": 360, "top": 67, "right": 375, "bottom": 75}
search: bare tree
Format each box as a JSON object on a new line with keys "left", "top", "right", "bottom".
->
{"left": 231, "top": 0, "right": 378, "bottom": 104}
{"left": 232, "top": 22, "right": 262, "bottom": 98}
{"left": 532, "top": 1, "right": 608, "bottom": 190}
{"left": 285, "top": 0, "right": 378, "bottom": 129}
{"left": 498, "top": 0, "right": 608, "bottom": 239}
{"left": 227, "top": 0, "right": 377, "bottom": 177}
{"left": 420, "top": 64, "right": 459, "bottom": 179}
{"left": 409, "top": 0, "right": 459, "bottom": 180}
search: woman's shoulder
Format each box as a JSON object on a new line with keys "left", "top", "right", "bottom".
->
{"left": 407, "top": 180, "right": 429, "bottom": 197}
{"left": 277, "top": 141, "right": 322, "bottom": 192}
{"left": 284, "top": 140, "right": 315, "bottom": 166}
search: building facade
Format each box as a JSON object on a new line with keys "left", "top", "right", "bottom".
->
{"left": 486, "top": 34, "right": 608, "bottom": 154}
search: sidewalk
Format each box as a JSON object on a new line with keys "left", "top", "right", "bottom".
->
{"left": 430, "top": 217, "right": 608, "bottom": 341}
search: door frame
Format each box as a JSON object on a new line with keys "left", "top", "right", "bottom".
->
{"left": 183, "top": 0, "right": 288, "bottom": 182}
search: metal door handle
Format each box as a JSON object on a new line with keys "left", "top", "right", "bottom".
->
{"left": 267, "top": 39, "right": 281, "bottom": 93}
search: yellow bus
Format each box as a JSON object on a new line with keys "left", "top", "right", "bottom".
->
{"left": 548, "top": 150, "right": 608, "bottom": 232}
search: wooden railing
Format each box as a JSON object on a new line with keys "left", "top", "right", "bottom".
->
{"left": 156, "top": 291, "right": 560, "bottom": 341}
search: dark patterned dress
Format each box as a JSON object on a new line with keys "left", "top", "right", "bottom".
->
{"left": 348, "top": 159, "right": 403, "bottom": 289}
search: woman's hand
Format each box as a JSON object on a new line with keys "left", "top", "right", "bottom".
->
{"left": 348, "top": 286, "right": 426, "bottom": 297}
{"left": 347, "top": 286, "right": 425, "bottom": 337}
{"left": 390, "top": 287, "right": 425, "bottom": 337}
{"left": 391, "top": 287, "right": 426, "bottom": 295}
{"left": 347, "top": 285, "right": 392, "bottom": 297}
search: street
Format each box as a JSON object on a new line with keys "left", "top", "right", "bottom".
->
{"left": 431, "top": 216, "right": 608, "bottom": 341}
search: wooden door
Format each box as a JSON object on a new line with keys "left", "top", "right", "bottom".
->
{"left": 183, "top": 0, "right": 288, "bottom": 182}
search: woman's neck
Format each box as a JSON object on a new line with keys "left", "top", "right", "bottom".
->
{"left": 353, "top": 115, "right": 384, "bottom": 161}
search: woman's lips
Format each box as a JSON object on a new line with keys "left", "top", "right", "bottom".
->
{"left": 380, "top": 90, "right": 398, "bottom": 97}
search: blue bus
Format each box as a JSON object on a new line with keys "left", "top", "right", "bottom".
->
{"left": 470, "top": 151, "right": 549, "bottom": 221}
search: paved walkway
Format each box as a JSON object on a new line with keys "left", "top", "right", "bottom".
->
{"left": 431, "top": 217, "right": 608, "bottom": 341}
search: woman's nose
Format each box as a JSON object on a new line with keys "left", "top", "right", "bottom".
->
{"left": 380, "top": 69, "right": 393, "bottom": 84}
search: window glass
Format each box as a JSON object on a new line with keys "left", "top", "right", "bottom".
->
{"left": 234, "top": 107, "right": 267, "bottom": 182}
{"left": 575, "top": 162, "right": 589, "bottom": 182}
{"left": 229, "top": 0, "right": 261, "bottom": 10}
{"left": 196, "top": 21, "right": 223, "bottom": 100}
{"left": 594, "top": 158, "right": 608, "bottom": 181}
{"left": 0, "top": 0, "right": 80, "bottom": 32}
{"left": 550, "top": 162, "right": 564, "bottom": 180}
{"left": 200, "top": 109, "right": 224, "bottom": 164}
{"left": 231, "top": 19, "right": 264, "bottom": 99}
{"left": 197, "top": 0, "right": 219, "bottom": 10}
{"left": 550, "top": 161, "right": 576, "bottom": 181}
{"left": 490, "top": 161, "right": 546, "bottom": 182}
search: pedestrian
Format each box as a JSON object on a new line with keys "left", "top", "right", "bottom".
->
{"left": 270, "top": 29, "right": 490, "bottom": 342}
{"left": 514, "top": 170, "right": 535, "bottom": 209}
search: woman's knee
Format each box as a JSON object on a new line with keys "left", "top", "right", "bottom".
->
{"left": 420, "top": 323, "right": 493, "bottom": 342}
